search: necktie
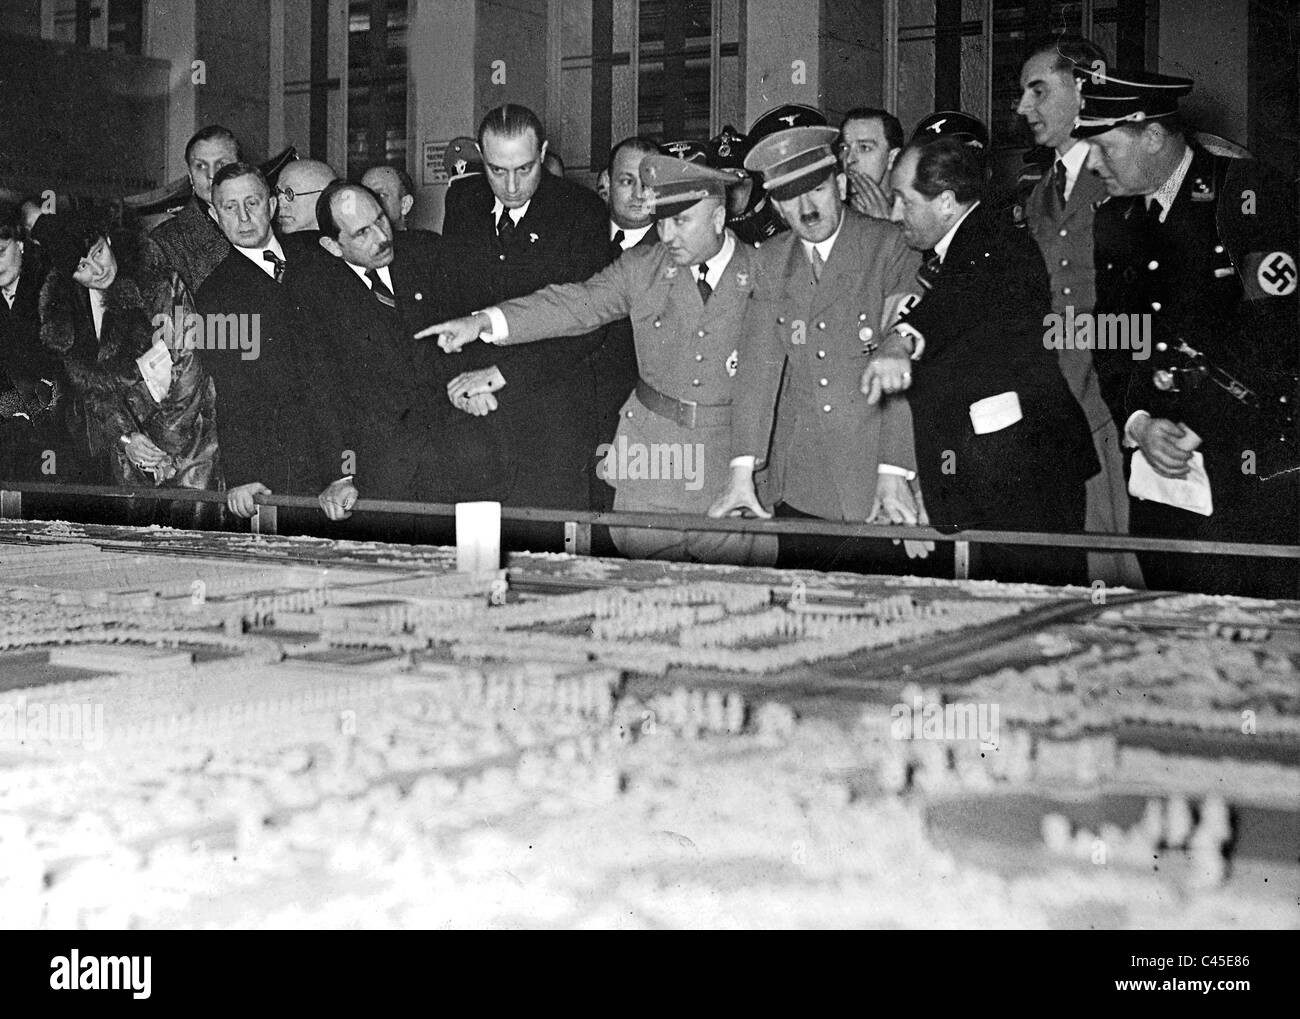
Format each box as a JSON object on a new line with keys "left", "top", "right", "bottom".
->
{"left": 366, "top": 268, "right": 397, "bottom": 309}
{"left": 1145, "top": 196, "right": 1164, "bottom": 225}
{"left": 1046, "top": 159, "right": 1067, "bottom": 218}
{"left": 918, "top": 249, "right": 941, "bottom": 290}
{"left": 696, "top": 264, "right": 712, "bottom": 304}
{"left": 497, "top": 208, "right": 516, "bottom": 248}
{"left": 611, "top": 229, "right": 625, "bottom": 249}
{"left": 262, "top": 249, "right": 286, "bottom": 283}
{"left": 809, "top": 245, "right": 825, "bottom": 283}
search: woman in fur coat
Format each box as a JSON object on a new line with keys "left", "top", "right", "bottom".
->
{"left": 40, "top": 217, "right": 220, "bottom": 526}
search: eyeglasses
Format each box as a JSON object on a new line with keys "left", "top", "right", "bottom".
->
{"left": 274, "top": 186, "right": 324, "bottom": 202}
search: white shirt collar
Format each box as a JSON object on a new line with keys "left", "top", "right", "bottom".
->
{"left": 491, "top": 197, "right": 530, "bottom": 225}
{"left": 89, "top": 287, "right": 106, "bottom": 336}
{"left": 345, "top": 260, "right": 393, "bottom": 291}
{"left": 1146, "top": 144, "right": 1194, "bottom": 222}
{"left": 799, "top": 210, "right": 846, "bottom": 268}
{"left": 934, "top": 201, "right": 981, "bottom": 263}
{"left": 232, "top": 235, "right": 286, "bottom": 278}
{"left": 695, "top": 230, "right": 736, "bottom": 289}
{"left": 611, "top": 221, "right": 653, "bottom": 248}
{"left": 1055, "top": 140, "right": 1090, "bottom": 202}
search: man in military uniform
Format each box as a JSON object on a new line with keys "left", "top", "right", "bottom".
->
{"left": 419, "top": 155, "right": 777, "bottom": 566}
{"left": 708, "top": 125, "right": 933, "bottom": 571}
{"left": 1078, "top": 68, "right": 1299, "bottom": 597}
{"left": 1017, "top": 34, "right": 1142, "bottom": 588}
{"left": 728, "top": 104, "right": 828, "bottom": 245}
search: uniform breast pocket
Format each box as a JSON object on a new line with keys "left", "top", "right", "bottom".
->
{"left": 631, "top": 291, "right": 673, "bottom": 334}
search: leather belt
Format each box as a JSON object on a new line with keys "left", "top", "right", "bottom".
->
{"left": 635, "top": 378, "right": 731, "bottom": 429}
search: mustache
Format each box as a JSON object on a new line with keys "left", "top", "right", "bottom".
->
{"left": 799, "top": 211, "right": 821, "bottom": 225}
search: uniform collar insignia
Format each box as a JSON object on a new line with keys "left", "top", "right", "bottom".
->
{"left": 665, "top": 265, "right": 678, "bottom": 278}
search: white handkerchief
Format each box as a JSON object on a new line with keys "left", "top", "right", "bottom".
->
{"left": 136, "top": 340, "right": 173, "bottom": 404}
{"left": 969, "top": 391, "right": 1023, "bottom": 434}
{"left": 1129, "top": 449, "right": 1213, "bottom": 516}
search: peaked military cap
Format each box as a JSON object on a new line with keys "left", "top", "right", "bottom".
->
{"left": 1072, "top": 67, "right": 1193, "bottom": 138}
{"left": 743, "top": 125, "right": 840, "bottom": 201}
{"left": 659, "top": 139, "right": 710, "bottom": 163}
{"left": 911, "top": 111, "right": 989, "bottom": 149}
{"left": 706, "top": 125, "right": 749, "bottom": 171}
{"left": 639, "top": 154, "right": 738, "bottom": 218}
{"left": 747, "top": 104, "right": 827, "bottom": 144}
{"left": 444, "top": 136, "right": 483, "bottom": 179}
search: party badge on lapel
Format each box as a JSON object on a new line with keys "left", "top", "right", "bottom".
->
{"left": 735, "top": 271, "right": 749, "bottom": 288}
{"left": 665, "top": 265, "right": 678, "bottom": 279}
{"left": 1190, "top": 177, "right": 1215, "bottom": 201}
{"left": 529, "top": 232, "right": 539, "bottom": 243}
{"left": 726, "top": 349, "right": 739, "bottom": 377}
{"left": 414, "top": 292, "right": 423, "bottom": 300}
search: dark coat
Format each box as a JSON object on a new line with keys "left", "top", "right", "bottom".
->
{"left": 435, "top": 171, "right": 610, "bottom": 509}
{"left": 40, "top": 261, "right": 218, "bottom": 491}
{"left": 0, "top": 249, "right": 77, "bottom": 480}
{"left": 196, "top": 237, "right": 342, "bottom": 493}
{"left": 1092, "top": 143, "right": 1298, "bottom": 594}
{"left": 147, "top": 197, "right": 231, "bottom": 298}
{"left": 284, "top": 232, "right": 463, "bottom": 500}
{"left": 899, "top": 202, "right": 1099, "bottom": 529}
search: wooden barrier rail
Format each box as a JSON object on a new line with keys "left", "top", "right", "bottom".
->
{"left": 2, "top": 480, "right": 1297, "bottom": 580}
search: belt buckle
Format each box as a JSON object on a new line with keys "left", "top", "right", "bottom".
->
{"left": 678, "top": 398, "right": 698, "bottom": 429}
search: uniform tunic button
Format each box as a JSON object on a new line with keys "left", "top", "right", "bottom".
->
{"left": 653, "top": 318, "right": 661, "bottom": 327}
{"left": 817, "top": 321, "right": 826, "bottom": 329}
{"left": 694, "top": 353, "right": 703, "bottom": 362}
{"left": 498, "top": 254, "right": 506, "bottom": 261}
{"left": 1151, "top": 301, "right": 1162, "bottom": 312}
{"left": 816, "top": 350, "right": 826, "bottom": 358}
{"left": 1059, "top": 259, "right": 1069, "bottom": 267}
{"left": 1058, "top": 228, "right": 1068, "bottom": 237}
{"left": 691, "top": 379, "right": 701, "bottom": 386}
{"left": 1147, "top": 260, "right": 1159, "bottom": 270}
{"left": 822, "top": 404, "right": 832, "bottom": 412}
{"left": 1214, "top": 245, "right": 1224, "bottom": 254}
{"left": 858, "top": 312, "right": 868, "bottom": 321}
{"left": 626, "top": 410, "right": 634, "bottom": 418}
{"left": 819, "top": 378, "right": 829, "bottom": 386}
{"left": 777, "top": 316, "right": 786, "bottom": 324}
{"left": 1062, "top": 287, "right": 1071, "bottom": 295}
{"left": 697, "top": 330, "right": 706, "bottom": 337}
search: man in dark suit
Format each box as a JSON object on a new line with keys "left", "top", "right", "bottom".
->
{"left": 1079, "top": 68, "right": 1298, "bottom": 598}
{"left": 710, "top": 125, "right": 933, "bottom": 573}
{"left": 863, "top": 134, "right": 1099, "bottom": 585}
{"left": 434, "top": 104, "right": 609, "bottom": 547}
{"left": 287, "top": 180, "right": 464, "bottom": 530}
{"left": 195, "top": 163, "right": 354, "bottom": 528}
{"left": 1017, "top": 33, "right": 1141, "bottom": 588}
{"left": 0, "top": 220, "right": 78, "bottom": 494}
{"left": 148, "top": 125, "right": 239, "bottom": 297}
{"left": 591, "top": 135, "right": 659, "bottom": 513}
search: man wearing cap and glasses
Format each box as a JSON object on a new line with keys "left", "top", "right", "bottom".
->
{"left": 1079, "top": 66, "right": 1299, "bottom": 598}
{"left": 418, "top": 153, "right": 777, "bottom": 566}
{"left": 708, "top": 124, "right": 935, "bottom": 571}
